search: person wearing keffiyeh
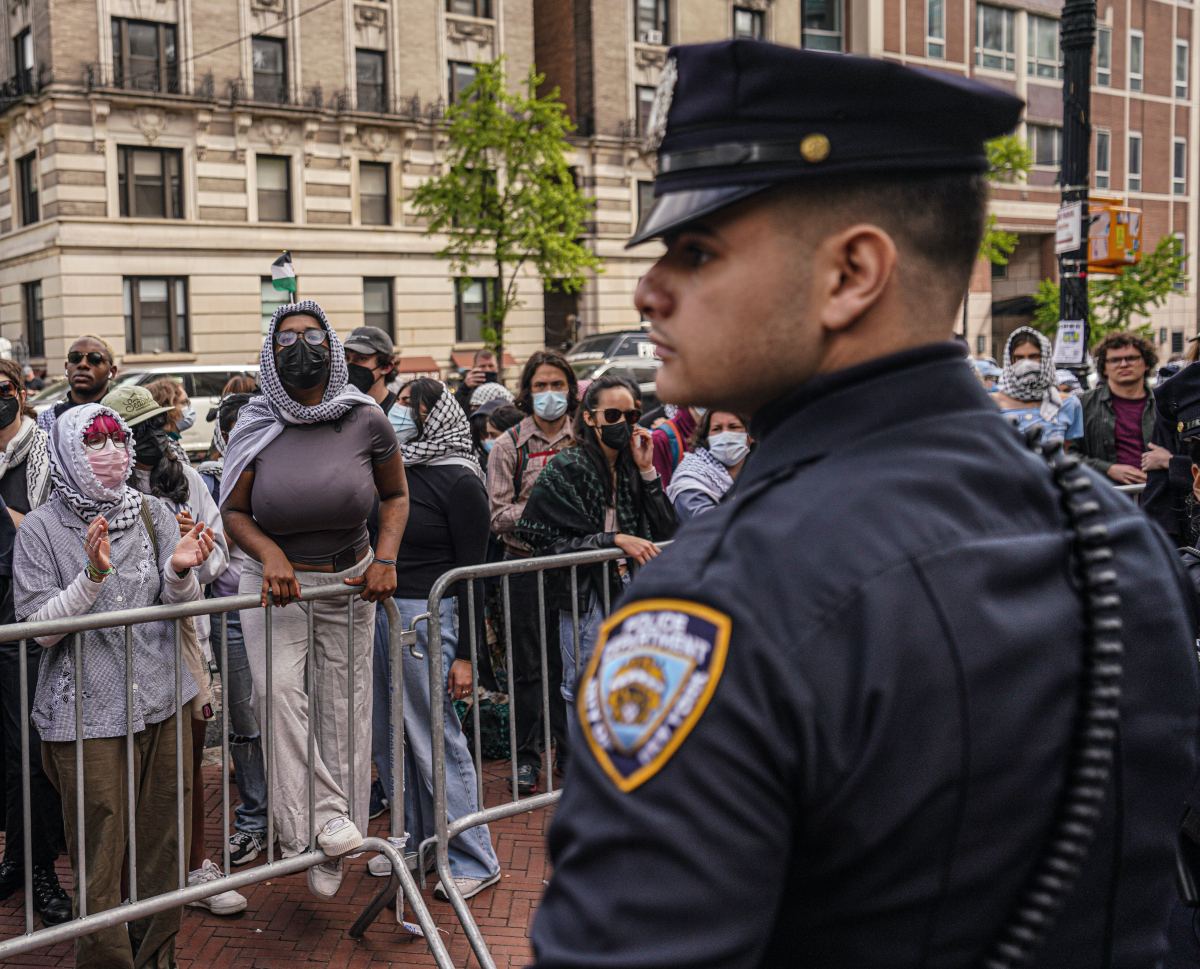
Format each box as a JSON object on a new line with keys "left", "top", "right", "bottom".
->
{"left": 665, "top": 410, "right": 753, "bottom": 521}
{"left": 993, "top": 326, "right": 1084, "bottom": 447}
{"left": 372, "top": 378, "right": 502, "bottom": 901}
{"left": 219, "top": 299, "right": 408, "bottom": 900}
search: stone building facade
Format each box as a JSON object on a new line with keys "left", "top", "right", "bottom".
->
{"left": 0, "top": 0, "right": 1195, "bottom": 373}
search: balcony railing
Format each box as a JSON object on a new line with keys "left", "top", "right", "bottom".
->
{"left": 0, "top": 65, "right": 47, "bottom": 112}
{"left": 84, "top": 64, "right": 217, "bottom": 100}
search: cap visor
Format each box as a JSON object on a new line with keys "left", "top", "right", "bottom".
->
{"left": 626, "top": 184, "right": 772, "bottom": 248}
{"left": 125, "top": 403, "right": 173, "bottom": 427}
{"left": 343, "top": 341, "right": 378, "bottom": 354}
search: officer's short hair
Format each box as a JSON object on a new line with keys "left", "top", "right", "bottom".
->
{"left": 773, "top": 171, "right": 989, "bottom": 297}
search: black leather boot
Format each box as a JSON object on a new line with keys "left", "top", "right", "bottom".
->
{"left": 31, "top": 865, "right": 71, "bottom": 925}
{"left": 0, "top": 859, "right": 21, "bottom": 901}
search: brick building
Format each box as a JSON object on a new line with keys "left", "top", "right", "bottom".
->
{"left": 0, "top": 0, "right": 1194, "bottom": 372}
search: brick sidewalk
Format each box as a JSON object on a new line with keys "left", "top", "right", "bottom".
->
{"left": 0, "top": 758, "right": 552, "bottom": 968}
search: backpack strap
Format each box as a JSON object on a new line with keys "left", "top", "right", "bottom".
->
{"left": 139, "top": 497, "right": 159, "bottom": 564}
{"left": 508, "top": 425, "right": 530, "bottom": 500}
{"left": 662, "top": 420, "right": 685, "bottom": 469}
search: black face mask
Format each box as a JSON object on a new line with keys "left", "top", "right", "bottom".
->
{"left": 0, "top": 397, "right": 19, "bottom": 431}
{"left": 277, "top": 341, "right": 330, "bottom": 391}
{"left": 346, "top": 363, "right": 376, "bottom": 394}
{"left": 134, "top": 427, "right": 166, "bottom": 467}
{"left": 598, "top": 421, "right": 632, "bottom": 451}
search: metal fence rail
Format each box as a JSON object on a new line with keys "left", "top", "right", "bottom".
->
{"left": 0, "top": 583, "right": 452, "bottom": 966}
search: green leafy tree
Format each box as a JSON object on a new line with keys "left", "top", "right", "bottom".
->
{"left": 412, "top": 59, "right": 603, "bottom": 370}
{"left": 1031, "top": 234, "right": 1188, "bottom": 343}
{"left": 980, "top": 135, "right": 1032, "bottom": 266}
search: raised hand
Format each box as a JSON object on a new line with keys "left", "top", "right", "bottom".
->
{"left": 170, "top": 522, "right": 215, "bottom": 575}
{"left": 84, "top": 516, "right": 111, "bottom": 575}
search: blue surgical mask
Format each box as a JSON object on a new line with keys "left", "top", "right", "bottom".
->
{"left": 533, "top": 391, "right": 568, "bottom": 421}
{"left": 482, "top": 439, "right": 495, "bottom": 454}
{"left": 176, "top": 406, "right": 196, "bottom": 433}
{"left": 389, "top": 404, "right": 417, "bottom": 444}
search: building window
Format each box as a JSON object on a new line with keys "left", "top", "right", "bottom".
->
{"left": 111, "top": 18, "right": 178, "bottom": 93}
{"left": 23, "top": 281, "right": 43, "bottom": 357}
{"left": 13, "top": 28, "right": 33, "bottom": 95}
{"left": 1095, "top": 129, "right": 1110, "bottom": 189}
{"left": 1175, "top": 234, "right": 1188, "bottom": 291}
{"left": 927, "top": 0, "right": 945, "bottom": 58}
{"left": 360, "top": 161, "right": 390, "bottom": 225}
{"left": 636, "top": 85, "right": 655, "bottom": 137}
{"left": 1174, "top": 139, "right": 1187, "bottom": 195}
{"left": 1128, "top": 132, "right": 1142, "bottom": 191}
{"left": 446, "top": 0, "right": 491, "bottom": 15}
{"left": 448, "top": 61, "right": 478, "bottom": 101}
{"left": 1129, "top": 30, "right": 1143, "bottom": 92}
{"left": 1177, "top": 40, "right": 1189, "bottom": 98}
{"left": 260, "top": 277, "right": 289, "bottom": 335}
{"left": 976, "top": 334, "right": 987, "bottom": 355}
{"left": 124, "top": 277, "right": 188, "bottom": 354}
{"left": 256, "top": 155, "right": 291, "bottom": 222}
{"left": 252, "top": 36, "right": 287, "bottom": 103}
{"left": 363, "top": 278, "right": 394, "bottom": 338}
{"left": 117, "top": 147, "right": 183, "bottom": 219}
{"left": 803, "top": 0, "right": 843, "bottom": 51}
{"left": 1173, "top": 330, "right": 1186, "bottom": 354}
{"left": 636, "top": 180, "right": 655, "bottom": 227}
{"left": 733, "top": 6, "right": 765, "bottom": 39}
{"left": 635, "top": 0, "right": 668, "bottom": 44}
{"left": 17, "top": 152, "right": 38, "bottom": 227}
{"left": 1029, "top": 124, "right": 1062, "bottom": 168}
{"left": 455, "top": 278, "right": 494, "bottom": 343}
{"left": 356, "top": 49, "right": 386, "bottom": 112}
{"left": 976, "top": 5, "right": 1015, "bottom": 72}
{"left": 1096, "top": 27, "right": 1111, "bottom": 86}
{"left": 1026, "top": 16, "right": 1061, "bottom": 79}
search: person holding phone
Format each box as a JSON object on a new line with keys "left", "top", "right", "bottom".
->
{"left": 454, "top": 348, "right": 500, "bottom": 413}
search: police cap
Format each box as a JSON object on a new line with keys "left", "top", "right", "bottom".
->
{"left": 629, "top": 40, "right": 1025, "bottom": 247}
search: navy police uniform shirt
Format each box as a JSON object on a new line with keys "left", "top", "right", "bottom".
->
{"left": 1145, "top": 361, "right": 1200, "bottom": 544}
{"left": 531, "top": 344, "right": 1199, "bottom": 969}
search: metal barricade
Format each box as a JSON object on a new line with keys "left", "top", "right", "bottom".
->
{"left": 419, "top": 545, "right": 633, "bottom": 969}
{"left": 0, "top": 584, "right": 452, "bottom": 967}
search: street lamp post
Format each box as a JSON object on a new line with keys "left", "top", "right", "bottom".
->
{"left": 1058, "top": 0, "right": 1096, "bottom": 381}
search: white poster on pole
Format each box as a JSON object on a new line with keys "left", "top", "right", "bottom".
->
{"left": 1055, "top": 202, "right": 1083, "bottom": 255}
{"left": 1053, "top": 319, "right": 1086, "bottom": 366}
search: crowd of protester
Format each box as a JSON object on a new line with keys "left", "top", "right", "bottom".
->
{"left": 10, "top": 303, "right": 1200, "bottom": 965}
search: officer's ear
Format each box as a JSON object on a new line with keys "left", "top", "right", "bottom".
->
{"left": 812, "top": 223, "right": 897, "bottom": 334}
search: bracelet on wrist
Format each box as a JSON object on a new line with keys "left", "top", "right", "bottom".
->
{"left": 85, "top": 563, "right": 114, "bottom": 582}
{"left": 373, "top": 558, "right": 397, "bottom": 567}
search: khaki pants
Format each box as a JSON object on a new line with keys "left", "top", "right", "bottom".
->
{"left": 240, "top": 555, "right": 375, "bottom": 856}
{"left": 43, "top": 714, "right": 192, "bottom": 969}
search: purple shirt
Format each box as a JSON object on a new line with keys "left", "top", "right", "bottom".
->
{"left": 1111, "top": 394, "right": 1148, "bottom": 468}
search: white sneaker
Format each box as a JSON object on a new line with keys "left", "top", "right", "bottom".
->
{"left": 186, "top": 859, "right": 248, "bottom": 915}
{"left": 433, "top": 870, "right": 500, "bottom": 901}
{"left": 307, "top": 859, "right": 343, "bottom": 898}
{"left": 316, "top": 815, "right": 363, "bottom": 857}
{"left": 367, "top": 836, "right": 411, "bottom": 877}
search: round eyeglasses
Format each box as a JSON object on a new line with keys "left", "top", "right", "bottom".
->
{"left": 275, "top": 328, "right": 328, "bottom": 348}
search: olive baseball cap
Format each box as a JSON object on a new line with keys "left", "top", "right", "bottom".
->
{"left": 101, "top": 385, "right": 173, "bottom": 427}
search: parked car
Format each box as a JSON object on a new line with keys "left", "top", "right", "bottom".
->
{"left": 566, "top": 327, "right": 655, "bottom": 363}
{"left": 30, "top": 364, "right": 259, "bottom": 459}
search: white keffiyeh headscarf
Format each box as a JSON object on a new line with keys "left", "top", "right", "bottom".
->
{"left": 998, "top": 326, "right": 1064, "bottom": 422}
{"left": 48, "top": 404, "right": 142, "bottom": 531}
{"left": 666, "top": 447, "right": 733, "bottom": 506}
{"left": 219, "top": 300, "right": 373, "bottom": 506}
{"left": 0, "top": 415, "right": 51, "bottom": 509}
{"left": 403, "top": 388, "right": 484, "bottom": 480}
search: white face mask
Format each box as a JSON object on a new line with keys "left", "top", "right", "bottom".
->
{"left": 708, "top": 431, "right": 750, "bottom": 468}
{"left": 389, "top": 404, "right": 418, "bottom": 444}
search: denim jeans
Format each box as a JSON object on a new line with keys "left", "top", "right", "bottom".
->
{"left": 559, "top": 594, "right": 606, "bottom": 704}
{"left": 371, "top": 606, "right": 395, "bottom": 801}
{"left": 211, "top": 609, "right": 267, "bottom": 835}
{"left": 397, "top": 597, "right": 499, "bottom": 880}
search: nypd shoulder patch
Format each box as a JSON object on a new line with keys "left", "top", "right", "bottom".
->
{"left": 578, "top": 598, "right": 731, "bottom": 793}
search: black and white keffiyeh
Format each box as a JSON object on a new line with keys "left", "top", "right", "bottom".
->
{"left": 0, "top": 415, "right": 51, "bottom": 509}
{"left": 403, "top": 389, "right": 484, "bottom": 480}
{"left": 219, "top": 300, "right": 373, "bottom": 506}
{"left": 48, "top": 404, "right": 142, "bottom": 531}
{"left": 666, "top": 447, "right": 733, "bottom": 507}
{"left": 998, "top": 326, "right": 1063, "bottom": 422}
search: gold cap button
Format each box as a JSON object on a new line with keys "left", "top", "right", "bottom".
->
{"left": 800, "top": 133, "right": 831, "bottom": 163}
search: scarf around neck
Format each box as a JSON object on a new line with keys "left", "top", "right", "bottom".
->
{"left": 666, "top": 447, "right": 733, "bottom": 506}
{"left": 48, "top": 403, "right": 143, "bottom": 531}
{"left": 0, "top": 415, "right": 51, "bottom": 509}
{"left": 402, "top": 389, "right": 484, "bottom": 480}
{"left": 219, "top": 299, "right": 372, "bottom": 506}
{"left": 998, "top": 326, "right": 1064, "bottom": 423}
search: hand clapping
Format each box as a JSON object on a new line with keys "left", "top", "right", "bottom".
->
{"left": 170, "top": 522, "right": 215, "bottom": 574}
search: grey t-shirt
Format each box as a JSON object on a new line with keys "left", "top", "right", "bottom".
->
{"left": 249, "top": 404, "right": 397, "bottom": 564}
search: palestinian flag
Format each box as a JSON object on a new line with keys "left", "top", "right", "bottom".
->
{"left": 271, "top": 251, "right": 297, "bottom": 294}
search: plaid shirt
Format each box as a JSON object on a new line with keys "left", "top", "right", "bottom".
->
{"left": 14, "top": 496, "right": 199, "bottom": 742}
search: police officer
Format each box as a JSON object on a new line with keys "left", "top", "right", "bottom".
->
{"left": 530, "top": 40, "right": 1199, "bottom": 968}
{"left": 1143, "top": 355, "right": 1200, "bottom": 544}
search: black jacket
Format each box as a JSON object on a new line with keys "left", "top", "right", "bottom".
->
{"left": 1144, "top": 363, "right": 1200, "bottom": 543}
{"left": 1079, "top": 381, "right": 1157, "bottom": 475}
{"left": 532, "top": 343, "right": 1199, "bottom": 969}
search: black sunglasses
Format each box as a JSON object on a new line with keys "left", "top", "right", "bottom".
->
{"left": 594, "top": 407, "right": 642, "bottom": 426}
{"left": 67, "top": 351, "right": 108, "bottom": 367}
{"left": 275, "top": 328, "right": 328, "bottom": 348}
{"left": 0, "top": 381, "right": 19, "bottom": 400}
